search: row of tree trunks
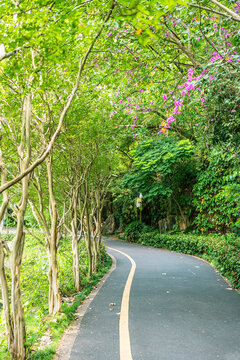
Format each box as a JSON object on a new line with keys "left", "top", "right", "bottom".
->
{"left": 29, "top": 154, "right": 62, "bottom": 315}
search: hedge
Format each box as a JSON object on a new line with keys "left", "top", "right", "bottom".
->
{"left": 124, "top": 225, "right": 240, "bottom": 291}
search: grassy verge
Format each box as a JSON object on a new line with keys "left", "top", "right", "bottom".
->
{"left": 0, "top": 234, "right": 112, "bottom": 360}
{"left": 123, "top": 226, "right": 240, "bottom": 293}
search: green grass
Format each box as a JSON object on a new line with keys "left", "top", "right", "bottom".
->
{"left": 0, "top": 233, "right": 112, "bottom": 360}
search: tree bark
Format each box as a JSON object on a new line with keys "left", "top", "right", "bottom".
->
{"left": 71, "top": 194, "right": 81, "bottom": 292}
{"left": 0, "top": 240, "right": 14, "bottom": 357}
{"left": 11, "top": 219, "right": 26, "bottom": 360}
{"left": 84, "top": 184, "right": 93, "bottom": 278}
{"left": 10, "top": 93, "right": 32, "bottom": 360}
{"left": 208, "top": 0, "right": 240, "bottom": 21}
{"left": 47, "top": 243, "right": 61, "bottom": 315}
{"left": 168, "top": 32, "right": 201, "bottom": 68}
{"left": 46, "top": 155, "right": 61, "bottom": 314}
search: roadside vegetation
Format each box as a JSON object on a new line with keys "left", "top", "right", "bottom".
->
{"left": 123, "top": 221, "right": 240, "bottom": 292}
{"left": 0, "top": 233, "right": 111, "bottom": 360}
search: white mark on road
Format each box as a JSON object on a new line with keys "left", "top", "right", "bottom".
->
{"left": 108, "top": 247, "right": 136, "bottom": 360}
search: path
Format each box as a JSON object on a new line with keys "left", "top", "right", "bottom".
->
{"left": 68, "top": 238, "right": 240, "bottom": 360}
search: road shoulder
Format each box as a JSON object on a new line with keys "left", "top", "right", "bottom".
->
{"left": 54, "top": 253, "right": 116, "bottom": 360}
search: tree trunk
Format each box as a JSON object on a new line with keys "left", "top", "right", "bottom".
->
{"left": 47, "top": 243, "right": 61, "bottom": 315}
{"left": 11, "top": 217, "right": 26, "bottom": 360}
{"left": 8, "top": 93, "right": 32, "bottom": 359}
{"left": 0, "top": 240, "right": 14, "bottom": 358}
{"left": 72, "top": 236, "right": 81, "bottom": 292}
{"left": 84, "top": 203, "right": 93, "bottom": 278}
{"left": 71, "top": 194, "right": 81, "bottom": 292}
{"left": 0, "top": 150, "right": 13, "bottom": 354}
{"left": 173, "top": 196, "right": 189, "bottom": 229}
{"left": 46, "top": 155, "right": 61, "bottom": 314}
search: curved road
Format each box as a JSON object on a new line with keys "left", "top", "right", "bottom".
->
{"left": 70, "top": 238, "right": 240, "bottom": 360}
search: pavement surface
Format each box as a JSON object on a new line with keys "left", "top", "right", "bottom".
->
{"left": 69, "top": 238, "right": 240, "bottom": 360}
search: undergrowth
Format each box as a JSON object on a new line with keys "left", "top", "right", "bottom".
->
{"left": 124, "top": 224, "right": 240, "bottom": 292}
{"left": 0, "top": 234, "right": 112, "bottom": 360}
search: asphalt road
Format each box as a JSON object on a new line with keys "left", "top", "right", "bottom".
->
{"left": 70, "top": 238, "right": 240, "bottom": 360}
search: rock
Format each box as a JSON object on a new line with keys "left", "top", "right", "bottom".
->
{"left": 102, "top": 214, "right": 115, "bottom": 235}
{"left": 158, "top": 215, "right": 176, "bottom": 233}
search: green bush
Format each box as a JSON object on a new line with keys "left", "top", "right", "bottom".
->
{"left": 124, "top": 221, "right": 153, "bottom": 242}
{"left": 193, "top": 146, "right": 239, "bottom": 233}
{"left": 126, "top": 231, "right": 240, "bottom": 290}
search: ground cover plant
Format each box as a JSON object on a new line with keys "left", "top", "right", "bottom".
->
{"left": 0, "top": 233, "right": 112, "bottom": 360}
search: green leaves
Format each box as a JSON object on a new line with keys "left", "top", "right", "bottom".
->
{"left": 193, "top": 146, "right": 240, "bottom": 233}
{"left": 122, "top": 137, "right": 195, "bottom": 204}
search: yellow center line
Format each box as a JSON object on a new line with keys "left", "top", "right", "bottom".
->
{"left": 108, "top": 247, "right": 136, "bottom": 360}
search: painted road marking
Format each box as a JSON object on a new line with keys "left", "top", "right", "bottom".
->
{"left": 108, "top": 247, "right": 136, "bottom": 360}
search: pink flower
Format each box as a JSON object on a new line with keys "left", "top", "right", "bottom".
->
{"left": 185, "top": 82, "right": 195, "bottom": 91}
{"left": 195, "top": 124, "right": 199, "bottom": 126}
{"left": 163, "top": 94, "right": 168, "bottom": 100}
{"left": 196, "top": 37, "right": 200, "bottom": 41}
{"left": 167, "top": 116, "right": 175, "bottom": 123}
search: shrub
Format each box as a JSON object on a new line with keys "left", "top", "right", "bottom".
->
{"left": 124, "top": 221, "right": 153, "bottom": 242}
{"left": 126, "top": 231, "right": 240, "bottom": 290}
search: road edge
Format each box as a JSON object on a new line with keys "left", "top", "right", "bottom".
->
{"left": 115, "top": 236, "right": 240, "bottom": 295}
{"left": 54, "top": 252, "right": 116, "bottom": 360}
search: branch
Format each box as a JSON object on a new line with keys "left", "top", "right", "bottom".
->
{"left": 0, "top": 45, "right": 31, "bottom": 62}
{"left": 189, "top": 3, "right": 238, "bottom": 20}
{"left": 116, "top": 146, "right": 134, "bottom": 161}
{"left": 24, "top": 227, "right": 46, "bottom": 248}
{"left": 208, "top": 0, "right": 240, "bottom": 22}
{"left": 0, "top": 0, "right": 116, "bottom": 194}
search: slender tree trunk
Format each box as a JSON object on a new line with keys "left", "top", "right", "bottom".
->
{"left": 47, "top": 242, "right": 61, "bottom": 314}
{"left": 173, "top": 196, "right": 189, "bottom": 229}
{"left": 9, "top": 93, "right": 32, "bottom": 359}
{"left": 46, "top": 155, "right": 61, "bottom": 314}
{"left": 84, "top": 192, "right": 92, "bottom": 278}
{"left": 11, "top": 217, "right": 26, "bottom": 360}
{"left": 97, "top": 207, "right": 102, "bottom": 260}
{"left": 0, "top": 240, "right": 14, "bottom": 357}
{"left": 0, "top": 150, "right": 14, "bottom": 357}
{"left": 71, "top": 195, "right": 81, "bottom": 291}
{"left": 72, "top": 236, "right": 80, "bottom": 291}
